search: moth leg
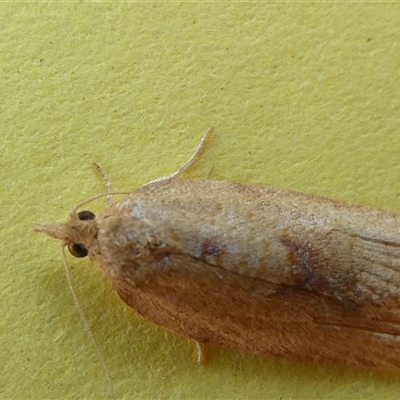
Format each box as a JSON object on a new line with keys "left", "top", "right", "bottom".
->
{"left": 195, "top": 341, "right": 209, "bottom": 364}
{"left": 92, "top": 162, "right": 113, "bottom": 207}
{"left": 146, "top": 126, "right": 213, "bottom": 185}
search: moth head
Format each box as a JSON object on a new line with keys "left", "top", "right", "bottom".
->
{"left": 66, "top": 210, "right": 96, "bottom": 258}
{"left": 35, "top": 209, "right": 98, "bottom": 258}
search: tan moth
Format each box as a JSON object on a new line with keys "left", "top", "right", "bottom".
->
{"left": 36, "top": 128, "right": 400, "bottom": 394}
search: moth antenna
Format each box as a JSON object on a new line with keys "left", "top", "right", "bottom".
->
{"left": 70, "top": 191, "right": 131, "bottom": 216}
{"left": 145, "top": 126, "right": 213, "bottom": 186}
{"left": 206, "top": 163, "right": 214, "bottom": 181}
{"left": 60, "top": 244, "right": 114, "bottom": 400}
{"left": 93, "top": 162, "right": 113, "bottom": 207}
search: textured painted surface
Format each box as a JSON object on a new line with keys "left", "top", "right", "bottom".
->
{"left": 2, "top": 2, "right": 400, "bottom": 399}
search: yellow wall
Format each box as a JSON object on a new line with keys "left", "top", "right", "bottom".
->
{"left": 2, "top": 2, "right": 400, "bottom": 399}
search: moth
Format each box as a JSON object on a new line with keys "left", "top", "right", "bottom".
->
{"left": 36, "top": 129, "right": 400, "bottom": 370}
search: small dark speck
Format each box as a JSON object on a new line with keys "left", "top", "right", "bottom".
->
{"left": 221, "top": 87, "right": 224, "bottom": 90}
{"left": 367, "top": 38, "right": 373, "bottom": 42}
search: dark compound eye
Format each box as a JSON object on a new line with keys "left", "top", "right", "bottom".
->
{"left": 68, "top": 243, "right": 88, "bottom": 258}
{"left": 77, "top": 210, "right": 96, "bottom": 221}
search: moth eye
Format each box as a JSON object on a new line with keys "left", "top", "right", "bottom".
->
{"left": 68, "top": 243, "right": 88, "bottom": 258}
{"left": 77, "top": 210, "right": 96, "bottom": 221}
